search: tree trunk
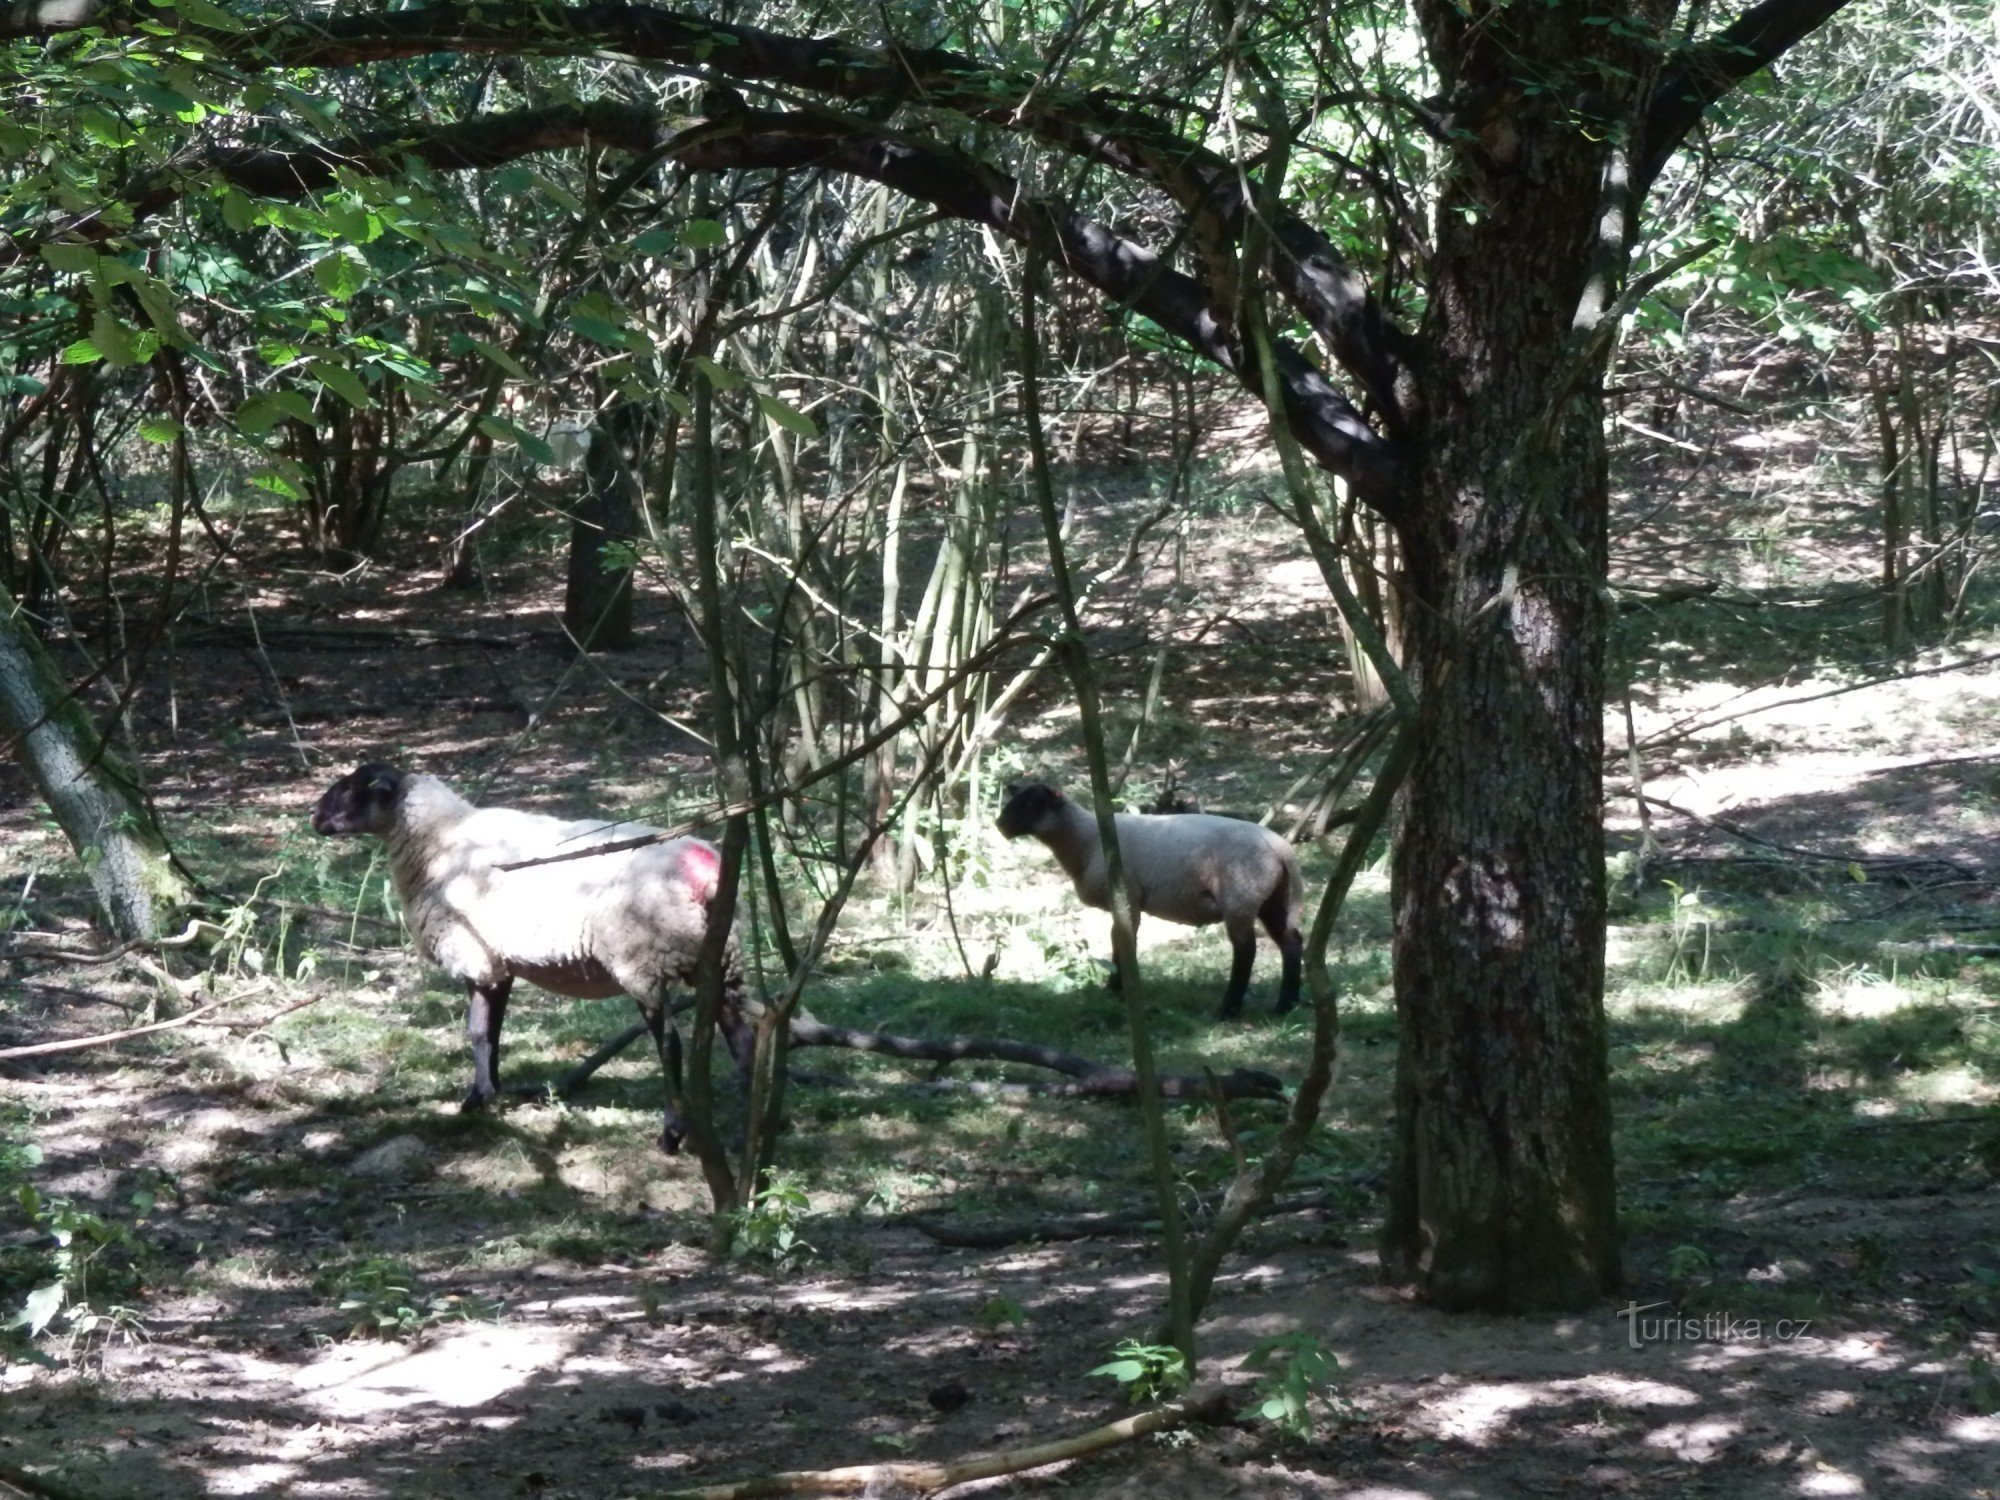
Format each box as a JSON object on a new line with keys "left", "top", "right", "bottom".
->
{"left": 563, "top": 402, "right": 650, "bottom": 651}
{"left": 0, "top": 585, "right": 190, "bottom": 940}
{"left": 1379, "top": 53, "right": 1624, "bottom": 1310}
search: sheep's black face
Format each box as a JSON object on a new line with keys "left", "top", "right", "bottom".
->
{"left": 311, "top": 763, "right": 406, "bottom": 836}
{"left": 996, "top": 781, "right": 1063, "bottom": 839}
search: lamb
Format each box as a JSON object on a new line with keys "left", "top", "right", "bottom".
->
{"left": 310, "top": 763, "right": 750, "bottom": 1153}
{"left": 996, "top": 781, "right": 1304, "bottom": 1019}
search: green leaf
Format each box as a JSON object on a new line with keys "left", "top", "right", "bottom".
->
{"left": 631, "top": 228, "right": 678, "bottom": 257}
{"left": 682, "top": 217, "right": 727, "bottom": 249}
{"left": 89, "top": 310, "right": 139, "bottom": 368}
{"left": 323, "top": 202, "right": 382, "bottom": 244}
{"left": 469, "top": 337, "right": 529, "bottom": 379}
{"left": 233, "top": 394, "right": 288, "bottom": 436}
{"left": 758, "top": 394, "right": 817, "bottom": 438}
{"left": 139, "top": 417, "right": 185, "bottom": 444}
{"left": 566, "top": 314, "right": 632, "bottom": 350}
{"left": 220, "top": 187, "right": 262, "bottom": 232}
{"left": 308, "top": 357, "right": 372, "bottom": 409}
{"left": 312, "top": 249, "right": 369, "bottom": 301}
{"left": 249, "top": 469, "right": 302, "bottom": 500}
{"left": 40, "top": 242, "right": 99, "bottom": 274}
{"left": 476, "top": 415, "right": 557, "bottom": 467}
{"left": 691, "top": 355, "right": 739, "bottom": 391}
{"left": 59, "top": 338, "right": 104, "bottom": 365}
{"left": 168, "top": 0, "right": 248, "bottom": 32}
{"left": 76, "top": 106, "right": 136, "bottom": 149}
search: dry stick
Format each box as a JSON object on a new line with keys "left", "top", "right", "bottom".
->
{"left": 1167, "top": 274, "right": 1424, "bottom": 1329}
{"left": 0, "top": 1460, "right": 100, "bottom": 1500}
{"left": 907, "top": 1188, "right": 1328, "bottom": 1250}
{"left": 1180, "top": 718, "right": 1419, "bottom": 1326}
{"left": 654, "top": 1387, "right": 1235, "bottom": 1500}
{"left": 1020, "top": 241, "right": 1191, "bottom": 1362}
{"left": 1623, "top": 690, "right": 1656, "bottom": 887}
{"left": 1631, "top": 647, "right": 2000, "bottom": 753}
{"left": 0, "top": 992, "right": 318, "bottom": 1062}
{"left": 493, "top": 609, "right": 1051, "bottom": 874}
{"left": 519, "top": 1012, "right": 1283, "bottom": 1103}
{"left": 1639, "top": 793, "right": 1982, "bottom": 880}
{"left": 0, "top": 917, "right": 213, "bottom": 965}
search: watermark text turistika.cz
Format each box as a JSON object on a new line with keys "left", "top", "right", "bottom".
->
{"left": 1619, "top": 1301, "right": 1813, "bottom": 1349}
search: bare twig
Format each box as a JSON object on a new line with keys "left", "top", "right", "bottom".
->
{"left": 504, "top": 1013, "right": 1285, "bottom": 1103}
{"left": 1, "top": 917, "right": 215, "bottom": 965}
{"left": 906, "top": 1188, "right": 1329, "bottom": 1249}
{"left": 1639, "top": 794, "right": 1982, "bottom": 883}
{"left": 1632, "top": 649, "right": 2000, "bottom": 753}
{"left": 0, "top": 988, "right": 317, "bottom": 1062}
{"left": 655, "top": 1387, "right": 1235, "bottom": 1499}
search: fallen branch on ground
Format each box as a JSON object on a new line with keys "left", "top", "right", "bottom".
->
{"left": 0, "top": 1460, "right": 102, "bottom": 1500}
{"left": 904, "top": 1188, "right": 1331, "bottom": 1248}
{"left": 0, "top": 989, "right": 319, "bottom": 1062}
{"left": 0, "top": 918, "right": 216, "bottom": 966}
{"left": 654, "top": 1386, "right": 1235, "bottom": 1499}
{"left": 517, "top": 1014, "right": 1285, "bottom": 1103}
{"left": 1639, "top": 795, "right": 1985, "bottom": 886}
{"left": 1628, "top": 649, "right": 2000, "bottom": 755}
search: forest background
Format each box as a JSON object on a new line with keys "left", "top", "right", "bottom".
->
{"left": 2, "top": 0, "right": 1998, "bottom": 1495}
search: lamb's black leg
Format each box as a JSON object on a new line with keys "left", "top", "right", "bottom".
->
{"left": 1218, "top": 927, "right": 1256, "bottom": 1020}
{"left": 636, "top": 998, "right": 686, "bottom": 1155}
{"left": 462, "top": 978, "right": 513, "bottom": 1110}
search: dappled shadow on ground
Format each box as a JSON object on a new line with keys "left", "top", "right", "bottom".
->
{"left": 4, "top": 954, "right": 1996, "bottom": 1497}
{"left": 1618, "top": 733, "right": 2000, "bottom": 879}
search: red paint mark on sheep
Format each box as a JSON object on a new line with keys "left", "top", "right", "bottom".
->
{"left": 682, "top": 840, "right": 722, "bottom": 903}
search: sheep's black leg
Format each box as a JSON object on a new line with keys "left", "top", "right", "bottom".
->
{"left": 462, "top": 978, "right": 513, "bottom": 1110}
{"left": 1105, "top": 914, "right": 1142, "bottom": 995}
{"left": 1260, "top": 889, "right": 1305, "bottom": 1015}
{"left": 1272, "top": 927, "right": 1304, "bottom": 1014}
{"left": 635, "top": 998, "right": 686, "bottom": 1155}
{"left": 1218, "top": 926, "right": 1256, "bottom": 1020}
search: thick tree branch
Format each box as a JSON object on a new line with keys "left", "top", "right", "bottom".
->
{"left": 2, "top": 0, "right": 1410, "bottom": 437}
{"left": 1637, "top": 0, "right": 1856, "bottom": 192}
{"left": 13, "top": 97, "right": 1405, "bottom": 514}
{"left": 667, "top": 110, "right": 1402, "bottom": 512}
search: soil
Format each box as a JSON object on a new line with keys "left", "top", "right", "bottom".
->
{"left": 4, "top": 432, "right": 1999, "bottom": 1497}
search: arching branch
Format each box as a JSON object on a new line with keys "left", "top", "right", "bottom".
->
{"left": 4, "top": 0, "right": 1411, "bottom": 437}
{"left": 1637, "top": 0, "right": 1858, "bottom": 191}
{"left": 11, "top": 95, "right": 1406, "bottom": 516}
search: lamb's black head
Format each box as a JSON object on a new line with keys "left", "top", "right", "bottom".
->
{"left": 311, "top": 763, "right": 407, "bottom": 836}
{"left": 996, "top": 781, "right": 1064, "bottom": 840}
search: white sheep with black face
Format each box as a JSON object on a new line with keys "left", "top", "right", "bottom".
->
{"left": 310, "top": 763, "right": 749, "bottom": 1153}
{"left": 996, "top": 781, "right": 1304, "bottom": 1018}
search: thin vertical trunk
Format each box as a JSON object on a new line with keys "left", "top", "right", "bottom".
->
{"left": 1, "top": 585, "right": 190, "bottom": 940}
{"left": 563, "top": 402, "right": 648, "bottom": 651}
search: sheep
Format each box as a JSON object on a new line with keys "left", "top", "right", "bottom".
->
{"left": 996, "top": 780, "right": 1304, "bottom": 1019}
{"left": 310, "top": 762, "right": 750, "bottom": 1153}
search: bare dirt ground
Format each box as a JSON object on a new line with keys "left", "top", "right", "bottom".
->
{"left": 4, "top": 409, "right": 1999, "bottom": 1498}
